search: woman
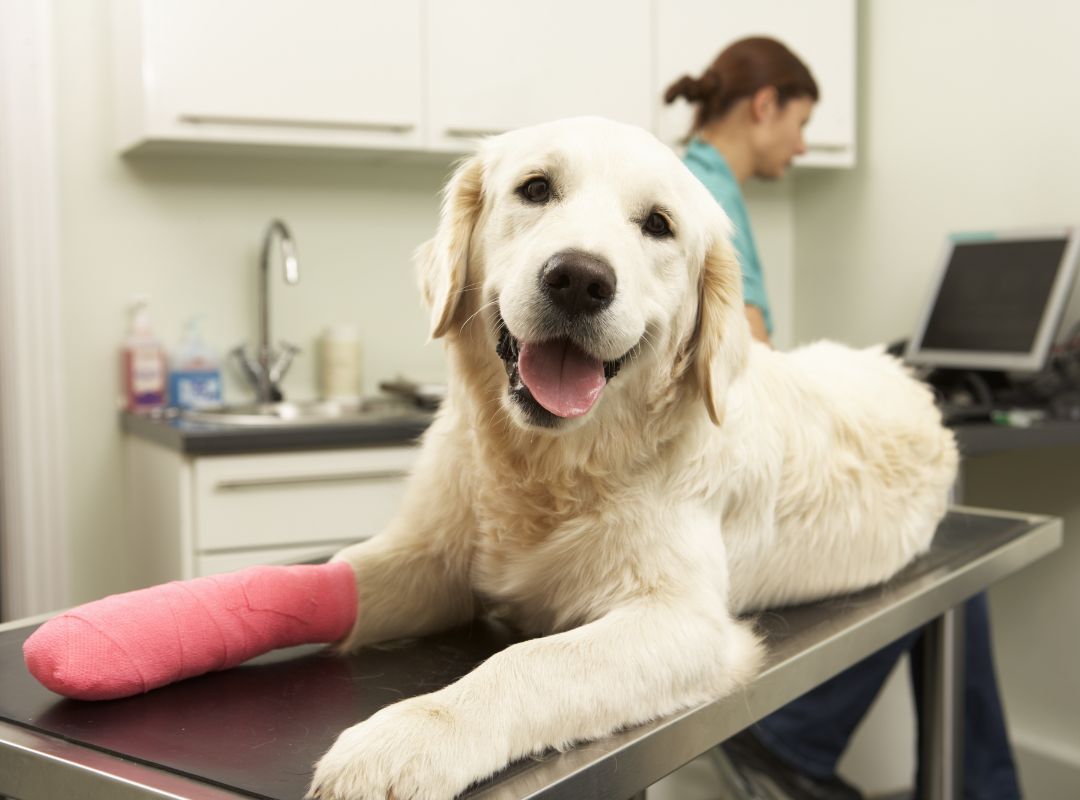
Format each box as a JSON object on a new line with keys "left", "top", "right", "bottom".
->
{"left": 663, "top": 37, "right": 1020, "bottom": 800}
{"left": 665, "top": 36, "right": 816, "bottom": 345}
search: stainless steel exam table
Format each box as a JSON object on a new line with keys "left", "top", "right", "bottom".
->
{"left": 0, "top": 508, "right": 1061, "bottom": 800}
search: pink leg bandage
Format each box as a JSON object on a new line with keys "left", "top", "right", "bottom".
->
{"left": 23, "top": 561, "right": 357, "bottom": 701}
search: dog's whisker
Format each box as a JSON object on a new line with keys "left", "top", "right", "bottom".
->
{"left": 639, "top": 331, "right": 662, "bottom": 364}
{"left": 459, "top": 299, "right": 499, "bottom": 334}
{"left": 477, "top": 395, "right": 510, "bottom": 430}
{"left": 453, "top": 281, "right": 485, "bottom": 297}
{"left": 483, "top": 393, "right": 518, "bottom": 434}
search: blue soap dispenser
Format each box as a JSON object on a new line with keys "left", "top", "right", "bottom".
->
{"left": 169, "top": 317, "right": 223, "bottom": 409}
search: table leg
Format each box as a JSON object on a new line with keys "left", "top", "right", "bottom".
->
{"left": 917, "top": 604, "right": 966, "bottom": 800}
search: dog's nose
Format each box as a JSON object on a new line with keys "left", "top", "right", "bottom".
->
{"left": 540, "top": 251, "right": 616, "bottom": 315}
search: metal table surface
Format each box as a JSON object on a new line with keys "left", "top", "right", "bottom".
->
{"left": 0, "top": 508, "right": 1061, "bottom": 800}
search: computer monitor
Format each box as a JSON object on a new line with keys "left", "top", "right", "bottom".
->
{"left": 905, "top": 226, "right": 1080, "bottom": 372}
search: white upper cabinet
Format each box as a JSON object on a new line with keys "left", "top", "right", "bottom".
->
{"left": 111, "top": 1, "right": 855, "bottom": 166}
{"left": 425, "top": 0, "right": 653, "bottom": 152}
{"left": 654, "top": 0, "right": 857, "bottom": 167}
{"left": 112, "top": 0, "right": 424, "bottom": 152}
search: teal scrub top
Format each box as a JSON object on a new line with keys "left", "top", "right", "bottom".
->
{"left": 682, "top": 138, "right": 773, "bottom": 335}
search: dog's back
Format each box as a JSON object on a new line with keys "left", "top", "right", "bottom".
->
{"left": 721, "top": 341, "right": 958, "bottom": 612}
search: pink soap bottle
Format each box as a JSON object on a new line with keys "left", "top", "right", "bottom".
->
{"left": 121, "top": 296, "right": 167, "bottom": 412}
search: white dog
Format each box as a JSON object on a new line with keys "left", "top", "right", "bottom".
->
{"left": 309, "top": 117, "right": 958, "bottom": 799}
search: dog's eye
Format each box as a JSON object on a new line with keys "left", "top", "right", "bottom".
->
{"left": 517, "top": 176, "right": 552, "bottom": 204}
{"left": 642, "top": 211, "right": 673, "bottom": 239}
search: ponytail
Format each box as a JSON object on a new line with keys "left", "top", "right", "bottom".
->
{"left": 663, "top": 37, "right": 819, "bottom": 141}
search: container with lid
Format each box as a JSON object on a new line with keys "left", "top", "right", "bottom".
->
{"left": 319, "top": 324, "right": 361, "bottom": 402}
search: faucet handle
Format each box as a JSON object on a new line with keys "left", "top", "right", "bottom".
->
{"left": 269, "top": 340, "right": 301, "bottom": 385}
{"left": 230, "top": 344, "right": 260, "bottom": 388}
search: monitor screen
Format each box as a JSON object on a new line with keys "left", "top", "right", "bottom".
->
{"left": 905, "top": 228, "right": 1080, "bottom": 372}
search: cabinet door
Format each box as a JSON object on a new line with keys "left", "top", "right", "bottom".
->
{"left": 426, "top": 0, "right": 653, "bottom": 151}
{"left": 655, "top": 0, "right": 856, "bottom": 167}
{"left": 117, "top": 0, "right": 423, "bottom": 151}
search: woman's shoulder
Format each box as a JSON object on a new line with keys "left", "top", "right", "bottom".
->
{"left": 682, "top": 138, "right": 741, "bottom": 207}
{"left": 686, "top": 168, "right": 743, "bottom": 224}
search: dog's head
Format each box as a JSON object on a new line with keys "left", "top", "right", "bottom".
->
{"left": 418, "top": 117, "right": 750, "bottom": 433}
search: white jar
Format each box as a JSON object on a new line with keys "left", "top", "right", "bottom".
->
{"left": 319, "top": 324, "right": 361, "bottom": 402}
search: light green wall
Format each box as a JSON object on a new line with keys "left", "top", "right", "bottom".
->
{"left": 49, "top": 0, "right": 798, "bottom": 603}
{"left": 793, "top": 1, "right": 1080, "bottom": 792}
{"left": 55, "top": 1, "right": 452, "bottom": 602}
{"left": 793, "top": 0, "right": 1080, "bottom": 346}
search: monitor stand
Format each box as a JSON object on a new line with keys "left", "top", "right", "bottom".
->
{"left": 924, "top": 368, "right": 1014, "bottom": 421}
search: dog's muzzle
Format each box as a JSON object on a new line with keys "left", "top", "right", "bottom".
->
{"left": 495, "top": 317, "right": 630, "bottom": 426}
{"left": 493, "top": 251, "right": 637, "bottom": 426}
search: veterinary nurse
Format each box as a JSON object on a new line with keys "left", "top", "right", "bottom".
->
{"left": 666, "top": 36, "right": 814, "bottom": 345}
{"left": 665, "top": 36, "right": 1021, "bottom": 800}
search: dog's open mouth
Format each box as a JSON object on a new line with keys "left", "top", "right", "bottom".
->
{"left": 496, "top": 318, "right": 629, "bottom": 423}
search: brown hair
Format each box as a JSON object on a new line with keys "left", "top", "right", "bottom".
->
{"left": 664, "top": 37, "right": 819, "bottom": 139}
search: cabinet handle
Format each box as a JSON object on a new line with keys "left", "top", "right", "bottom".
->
{"left": 215, "top": 470, "right": 410, "bottom": 491}
{"left": 178, "top": 114, "right": 415, "bottom": 134}
{"left": 444, "top": 126, "right": 508, "bottom": 139}
{"left": 805, "top": 142, "right": 849, "bottom": 153}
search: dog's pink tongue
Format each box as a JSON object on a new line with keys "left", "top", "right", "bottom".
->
{"left": 518, "top": 340, "right": 606, "bottom": 418}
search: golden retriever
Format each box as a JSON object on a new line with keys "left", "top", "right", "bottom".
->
{"left": 309, "top": 117, "right": 958, "bottom": 799}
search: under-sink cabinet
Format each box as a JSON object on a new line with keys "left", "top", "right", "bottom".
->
{"left": 125, "top": 436, "right": 418, "bottom": 582}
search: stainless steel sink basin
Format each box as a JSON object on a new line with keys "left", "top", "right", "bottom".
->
{"left": 181, "top": 399, "right": 424, "bottom": 427}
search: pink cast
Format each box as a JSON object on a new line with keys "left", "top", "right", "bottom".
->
{"left": 23, "top": 561, "right": 358, "bottom": 701}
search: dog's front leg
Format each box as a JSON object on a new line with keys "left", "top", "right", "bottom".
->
{"left": 330, "top": 533, "right": 474, "bottom": 650}
{"left": 309, "top": 598, "right": 763, "bottom": 800}
{"left": 329, "top": 440, "right": 479, "bottom": 650}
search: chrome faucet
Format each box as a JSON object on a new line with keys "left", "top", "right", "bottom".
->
{"left": 233, "top": 219, "right": 301, "bottom": 403}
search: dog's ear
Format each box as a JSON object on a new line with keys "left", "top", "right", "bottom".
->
{"left": 416, "top": 155, "right": 485, "bottom": 340}
{"left": 695, "top": 236, "right": 751, "bottom": 426}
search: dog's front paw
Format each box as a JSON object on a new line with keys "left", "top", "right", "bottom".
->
{"left": 308, "top": 694, "right": 480, "bottom": 800}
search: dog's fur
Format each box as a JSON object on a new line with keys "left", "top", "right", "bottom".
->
{"left": 309, "top": 117, "right": 958, "bottom": 799}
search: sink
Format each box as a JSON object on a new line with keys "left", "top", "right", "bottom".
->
{"left": 181, "top": 399, "right": 426, "bottom": 427}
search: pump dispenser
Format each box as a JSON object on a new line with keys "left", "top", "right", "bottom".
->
{"left": 168, "top": 316, "right": 223, "bottom": 409}
{"left": 121, "top": 296, "right": 167, "bottom": 412}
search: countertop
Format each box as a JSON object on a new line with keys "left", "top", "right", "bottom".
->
{"left": 0, "top": 508, "right": 1062, "bottom": 800}
{"left": 123, "top": 404, "right": 1080, "bottom": 459}
{"left": 121, "top": 406, "right": 435, "bottom": 455}
{"left": 951, "top": 416, "right": 1080, "bottom": 457}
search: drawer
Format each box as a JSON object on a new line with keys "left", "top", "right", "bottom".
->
{"left": 193, "top": 447, "right": 417, "bottom": 552}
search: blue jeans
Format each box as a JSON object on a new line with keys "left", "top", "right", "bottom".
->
{"left": 751, "top": 593, "right": 1020, "bottom": 800}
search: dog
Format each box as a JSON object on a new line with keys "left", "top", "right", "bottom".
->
{"left": 309, "top": 117, "right": 958, "bottom": 799}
